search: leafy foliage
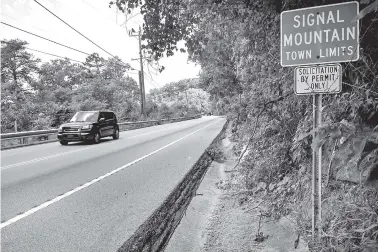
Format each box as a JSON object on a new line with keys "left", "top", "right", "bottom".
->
{"left": 1, "top": 39, "right": 40, "bottom": 85}
{"left": 1, "top": 39, "right": 204, "bottom": 132}
{"left": 147, "top": 78, "right": 210, "bottom": 118}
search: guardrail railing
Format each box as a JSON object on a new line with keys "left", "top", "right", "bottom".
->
{"left": 0, "top": 115, "right": 201, "bottom": 150}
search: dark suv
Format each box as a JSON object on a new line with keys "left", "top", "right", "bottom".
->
{"left": 57, "top": 111, "right": 119, "bottom": 145}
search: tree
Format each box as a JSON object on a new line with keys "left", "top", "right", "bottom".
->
{"left": 110, "top": 0, "right": 203, "bottom": 61}
{"left": 1, "top": 39, "right": 40, "bottom": 86}
{"left": 32, "top": 59, "right": 84, "bottom": 105}
{"left": 147, "top": 78, "right": 210, "bottom": 117}
{"left": 102, "top": 56, "right": 131, "bottom": 80}
{"left": 0, "top": 39, "right": 145, "bottom": 132}
{"left": 1, "top": 39, "right": 41, "bottom": 132}
{"left": 36, "top": 59, "right": 84, "bottom": 89}
{"left": 84, "top": 53, "right": 106, "bottom": 77}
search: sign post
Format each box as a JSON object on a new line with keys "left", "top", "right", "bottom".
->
{"left": 312, "top": 93, "right": 322, "bottom": 239}
{"left": 280, "top": 1, "right": 359, "bottom": 242}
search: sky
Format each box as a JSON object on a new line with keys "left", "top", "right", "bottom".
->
{"left": 0, "top": 0, "right": 201, "bottom": 92}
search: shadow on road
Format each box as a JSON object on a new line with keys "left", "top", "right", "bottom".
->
{"left": 62, "top": 138, "right": 116, "bottom": 147}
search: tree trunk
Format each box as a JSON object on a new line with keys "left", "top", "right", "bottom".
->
{"left": 12, "top": 69, "right": 17, "bottom": 84}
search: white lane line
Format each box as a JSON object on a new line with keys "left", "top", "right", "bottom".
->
{"left": 126, "top": 127, "right": 172, "bottom": 139}
{"left": 1, "top": 146, "right": 95, "bottom": 170}
{"left": 1, "top": 126, "right": 183, "bottom": 170}
{"left": 0, "top": 119, "right": 220, "bottom": 229}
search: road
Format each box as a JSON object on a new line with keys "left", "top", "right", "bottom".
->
{"left": 1, "top": 116, "right": 226, "bottom": 252}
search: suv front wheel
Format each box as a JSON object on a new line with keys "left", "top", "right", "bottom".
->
{"left": 93, "top": 132, "right": 101, "bottom": 144}
{"left": 60, "top": 140, "right": 68, "bottom": 145}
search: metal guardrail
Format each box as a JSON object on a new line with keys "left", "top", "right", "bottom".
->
{"left": 1, "top": 129, "right": 59, "bottom": 140}
{"left": 0, "top": 115, "right": 201, "bottom": 149}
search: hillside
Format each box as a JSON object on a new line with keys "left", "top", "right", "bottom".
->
{"left": 111, "top": 0, "right": 378, "bottom": 251}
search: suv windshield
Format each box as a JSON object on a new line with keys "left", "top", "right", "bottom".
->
{"left": 70, "top": 112, "right": 99, "bottom": 122}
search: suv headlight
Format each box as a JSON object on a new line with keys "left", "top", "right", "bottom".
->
{"left": 58, "top": 126, "right": 63, "bottom": 132}
{"left": 82, "top": 125, "right": 92, "bottom": 130}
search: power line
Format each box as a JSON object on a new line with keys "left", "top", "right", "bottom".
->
{"left": 2, "top": 40, "right": 145, "bottom": 83}
{"left": 1, "top": 40, "right": 84, "bottom": 63}
{"left": 147, "top": 62, "right": 160, "bottom": 78}
{"left": 25, "top": 48, "right": 141, "bottom": 78}
{"left": 33, "top": 0, "right": 118, "bottom": 60}
{"left": 81, "top": 0, "right": 97, "bottom": 11}
{"left": 146, "top": 65, "right": 160, "bottom": 88}
{"left": 26, "top": 48, "right": 84, "bottom": 63}
{"left": 1, "top": 21, "right": 137, "bottom": 70}
{"left": 125, "top": 68, "right": 157, "bottom": 87}
{"left": 80, "top": 0, "right": 118, "bottom": 25}
{"left": 1, "top": 22, "right": 91, "bottom": 56}
{"left": 1, "top": 13, "right": 47, "bottom": 33}
{"left": 33, "top": 0, "right": 135, "bottom": 70}
{"left": 1, "top": 13, "right": 18, "bottom": 20}
{"left": 143, "top": 71, "right": 160, "bottom": 89}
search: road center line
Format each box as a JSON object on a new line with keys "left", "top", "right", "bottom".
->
{"left": 0, "top": 119, "right": 220, "bottom": 229}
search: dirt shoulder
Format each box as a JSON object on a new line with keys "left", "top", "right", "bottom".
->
{"left": 202, "top": 166, "right": 309, "bottom": 251}
{"left": 166, "top": 129, "right": 310, "bottom": 252}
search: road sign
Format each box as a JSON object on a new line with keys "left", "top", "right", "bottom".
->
{"left": 294, "top": 64, "right": 342, "bottom": 95}
{"left": 281, "top": 2, "right": 359, "bottom": 67}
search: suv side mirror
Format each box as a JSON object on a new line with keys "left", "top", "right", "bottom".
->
{"left": 99, "top": 117, "right": 105, "bottom": 122}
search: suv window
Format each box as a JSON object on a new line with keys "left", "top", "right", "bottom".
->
{"left": 70, "top": 111, "right": 99, "bottom": 123}
{"left": 104, "top": 112, "right": 114, "bottom": 121}
{"left": 111, "top": 112, "right": 117, "bottom": 123}
{"left": 99, "top": 112, "right": 106, "bottom": 121}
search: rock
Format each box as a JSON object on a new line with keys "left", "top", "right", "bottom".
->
{"left": 336, "top": 149, "right": 378, "bottom": 184}
{"left": 278, "top": 176, "right": 291, "bottom": 187}
{"left": 269, "top": 183, "right": 277, "bottom": 191}
{"left": 258, "top": 182, "right": 267, "bottom": 190}
{"left": 282, "top": 176, "right": 290, "bottom": 185}
{"left": 276, "top": 186, "right": 284, "bottom": 193}
{"left": 363, "top": 151, "right": 378, "bottom": 188}
{"left": 253, "top": 182, "right": 267, "bottom": 194}
{"left": 238, "top": 196, "right": 248, "bottom": 206}
{"left": 298, "top": 165, "right": 307, "bottom": 176}
{"left": 336, "top": 164, "right": 361, "bottom": 184}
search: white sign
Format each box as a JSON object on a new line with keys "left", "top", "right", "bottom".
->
{"left": 294, "top": 64, "right": 342, "bottom": 95}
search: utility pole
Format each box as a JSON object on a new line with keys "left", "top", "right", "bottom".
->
{"left": 130, "top": 26, "right": 146, "bottom": 117}
{"left": 138, "top": 70, "right": 144, "bottom": 117}
{"left": 184, "top": 89, "right": 189, "bottom": 110}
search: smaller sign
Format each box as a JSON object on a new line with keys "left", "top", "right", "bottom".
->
{"left": 294, "top": 64, "right": 342, "bottom": 95}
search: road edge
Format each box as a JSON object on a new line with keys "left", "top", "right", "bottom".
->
{"left": 0, "top": 116, "right": 202, "bottom": 151}
{"left": 116, "top": 119, "right": 229, "bottom": 252}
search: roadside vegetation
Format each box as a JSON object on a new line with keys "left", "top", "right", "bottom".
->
{"left": 110, "top": 0, "right": 378, "bottom": 251}
{"left": 1, "top": 39, "right": 209, "bottom": 133}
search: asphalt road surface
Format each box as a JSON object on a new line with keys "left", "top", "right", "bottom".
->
{"left": 1, "top": 116, "right": 226, "bottom": 252}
